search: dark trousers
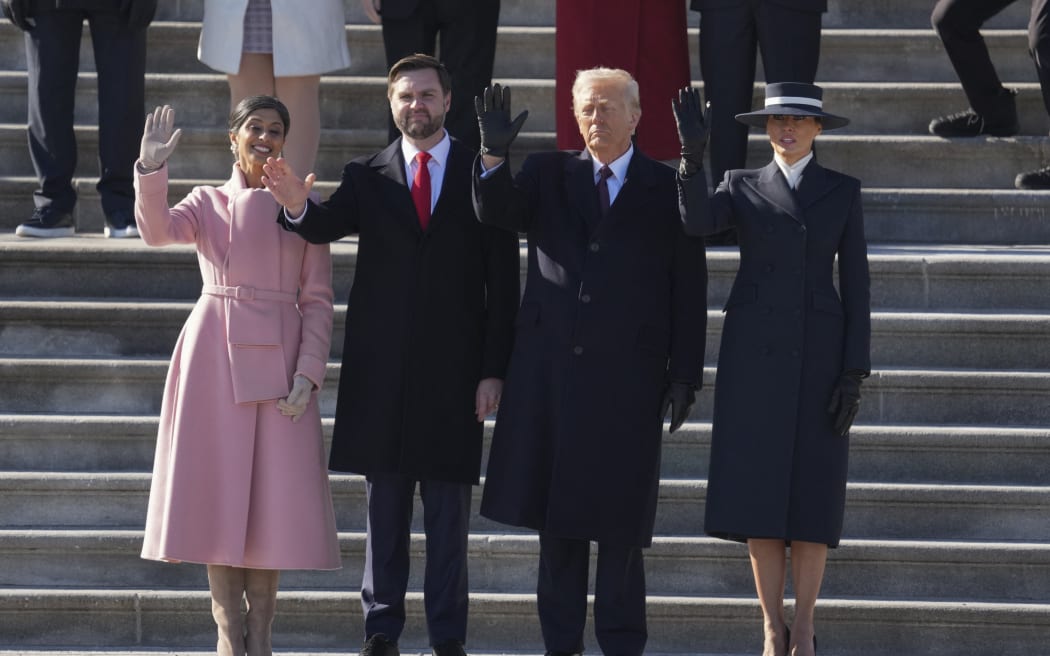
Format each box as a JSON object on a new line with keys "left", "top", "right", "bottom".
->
{"left": 362, "top": 472, "right": 472, "bottom": 646}
{"left": 24, "top": 7, "right": 146, "bottom": 215}
{"left": 536, "top": 533, "right": 647, "bottom": 656}
{"left": 698, "top": 0, "right": 822, "bottom": 185}
{"left": 380, "top": 0, "right": 500, "bottom": 152}
{"left": 932, "top": 0, "right": 1050, "bottom": 117}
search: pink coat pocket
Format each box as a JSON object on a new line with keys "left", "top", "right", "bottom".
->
{"left": 228, "top": 343, "right": 290, "bottom": 403}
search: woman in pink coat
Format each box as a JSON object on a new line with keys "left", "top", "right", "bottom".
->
{"left": 134, "top": 96, "right": 339, "bottom": 656}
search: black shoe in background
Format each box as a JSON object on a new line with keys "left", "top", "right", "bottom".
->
{"left": 432, "top": 639, "right": 467, "bottom": 656}
{"left": 15, "top": 207, "right": 75, "bottom": 238}
{"left": 105, "top": 208, "right": 140, "bottom": 239}
{"left": 361, "top": 633, "right": 400, "bottom": 656}
{"left": 705, "top": 228, "right": 738, "bottom": 246}
{"left": 1015, "top": 165, "right": 1050, "bottom": 189}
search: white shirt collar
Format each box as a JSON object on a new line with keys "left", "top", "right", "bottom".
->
{"left": 592, "top": 144, "right": 634, "bottom": 183}
{"left": 401, "top": 131, "right": 452, "bottom": 169}
{"left": 773, "top": 151, "right": 814, "bottom": 190}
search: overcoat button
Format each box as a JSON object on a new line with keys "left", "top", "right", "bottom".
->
{"left": 589, "top": 242, "right": 600, "bottom": 252}
{"left": 573, "top": 345, "right": 584, "bottom": 355}
{"left": 581, "top": 294, "right": 592, "bottom": 303}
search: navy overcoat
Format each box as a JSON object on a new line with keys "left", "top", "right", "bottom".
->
{"left": 474, "top": 149, "right": 708, "bottom": 547}
{"left": 685, "top": 159, "right": 871, "bottom": 547}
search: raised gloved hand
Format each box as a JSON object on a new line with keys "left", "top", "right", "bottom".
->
{"left": 672, "top": 87, "right": 710, "bottom": 177}
{"left": 139, "top": 105, "right": 182, "bottom": 172}
{"left": 827, "top": 371, "right": 864, "bottom": 437}
{"left": 1, "top": 0, "right": 32, "bottom": 31}
{"left": 120, "top": 0, "right": 157, "bottom": 31}
{"left": 277, "top": 374, "right": 314, "bottom": 423}
{"left": 660, "top": 381, "right": 696, "bottom": 434}
{"left": 474, "top": 83, "right": 529, "bottom": 158}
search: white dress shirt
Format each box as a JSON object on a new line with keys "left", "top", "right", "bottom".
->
{"left": 591, "top": 144, "right": 634, "bottom": 207}
{"left": 773, "top": 151, "right": 814, "bottom": 190}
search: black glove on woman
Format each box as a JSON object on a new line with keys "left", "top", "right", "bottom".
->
{"left": 827, "top": 371, "right": 865, "bottom": 437}
{"left": 671, "top": 86, "right": 710, "bottom": 177}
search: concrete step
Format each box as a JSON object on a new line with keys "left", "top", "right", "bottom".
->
{"left": 4, "top": 238, "right": 1050, "bottom": 311}
{"left": 7, "top": 176, "right": 1050, "bottom": 245}
{"left": 0, "top": 587, "right": 1047, "bottom": 655}
{"left": 4, "top": 298, "right": 1050, "bottom": 370}
{"left": 4, "top": 415, "right": 1048, "bottom": 487}
{"left": 2, "top": 471, "right": 1049, "bottom": 541}
{"left": 3, "top": 357, "right": 1050, "bottom": 425}
{"left": 4, "top": 19, "right": 1042, "bottom": 86}
{"left": 2, "top": 530, "right": 1048, "bottom": 603}
{"left": 4, "top": 67, "right": 1050, "bottom": 139}
{"left": 4, "top": 120, "right": 1049, "bottom": 189}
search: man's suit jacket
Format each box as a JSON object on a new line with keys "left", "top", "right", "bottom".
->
{"left": 474, "top": 149, "right": 708, "bottom": 547}
{"left": 280, "top": 137, "right": 520, "bottom": 485}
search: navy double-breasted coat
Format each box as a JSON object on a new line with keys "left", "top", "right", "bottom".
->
{"left": 686, "top": 159, "right": 871, "bottom": 547}
{"left": 474, "top": 149, "right": 708, "bottom": 548}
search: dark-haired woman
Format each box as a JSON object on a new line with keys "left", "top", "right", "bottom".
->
{"left": 675, "top": 82, "right": 871, "bottom": 656}
{"left": 135, "top": 96, "right": 339, "bottom": 656}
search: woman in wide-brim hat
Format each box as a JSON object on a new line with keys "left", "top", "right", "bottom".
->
{"left": 674, "top": 82, "right": 871, "bottom": 656}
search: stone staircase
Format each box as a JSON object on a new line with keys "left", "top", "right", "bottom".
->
{"left": 1, "top": 1, "right": 1049, "bottom": 654}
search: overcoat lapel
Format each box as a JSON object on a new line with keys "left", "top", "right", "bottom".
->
{"left": 371, "top": 138, "right": 425, "bottom": 237}
{"left": 596, "top": 150, "right": 658, "bottom": 236}
{"left": 428, "top": 140, "right": 470, "bottom": 237}
{"left": 796, "top": 160, "right": 844, "bottom": 210}
{"left": 565, "top": 151, "right": 602, "bottom": 235}
{"left": 746, "top": 160, "right": 803, "bottom": 225}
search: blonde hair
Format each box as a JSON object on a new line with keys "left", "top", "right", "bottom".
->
{"left": 571, "top": 67, "right": 641, "bottom": 114}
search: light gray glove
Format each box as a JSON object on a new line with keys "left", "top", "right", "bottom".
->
{"left": 277, "top": 374, "right": 314, "bottom": 423}
{"left": 139, "top": 105, "right": 182, "bottom": 172}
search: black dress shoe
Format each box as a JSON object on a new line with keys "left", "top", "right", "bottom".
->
{"left": 361, "top": 633, "right": 400, "bottom": 656}
{"left": 432, "top": 639, "right": 467, "bottom": 656}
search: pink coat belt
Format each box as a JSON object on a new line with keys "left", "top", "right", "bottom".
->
{"left": 202, "top": 284, "right": 297, "bottom": 303}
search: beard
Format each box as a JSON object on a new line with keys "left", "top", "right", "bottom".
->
{"left": 397, "top": 109, "right": 445, "bottom": 140}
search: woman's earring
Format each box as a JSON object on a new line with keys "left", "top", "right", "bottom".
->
{"left": 230, "top": 143, "right": 237, "bottom": 154}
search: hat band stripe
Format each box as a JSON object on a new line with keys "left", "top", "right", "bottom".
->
{"left": 765, "top": 95, "right": 823, "bottom": 109}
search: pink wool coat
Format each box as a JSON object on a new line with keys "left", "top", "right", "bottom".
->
{"left": 135, "top": 164, "right": 340, "bottom": 570}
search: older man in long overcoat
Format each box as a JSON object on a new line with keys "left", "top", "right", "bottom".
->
{"left": 472, "top": 70, "right": 707, "bottom": 656}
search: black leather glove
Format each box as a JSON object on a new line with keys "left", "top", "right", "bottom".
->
{"left": 121, "top": 0, "right": 158, "bottom": 31}
{"left": 474, "top": 83, "right": 529, "bottom": 158}
{"left": 827, "top": 371, "right": 864, "bottom": 437}
{"left": 2, "top": 0, "right": 33, "bottom": 31}
{"left": 672, "top": 87, "right": 710, "bottom": 177}
{"left": 660, "top": 381, "right": 696, "bottom": 434}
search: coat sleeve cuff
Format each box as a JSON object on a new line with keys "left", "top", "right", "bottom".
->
{"left": 294, "top": 354, "right": 328, "bottom": 391}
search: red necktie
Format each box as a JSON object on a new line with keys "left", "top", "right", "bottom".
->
{"left": 411, "top": 151, "right": 432, "bottom": 229}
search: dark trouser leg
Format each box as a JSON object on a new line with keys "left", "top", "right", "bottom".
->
{"left": 381, "top": 9, "right": 438, "bottom": 144}
{"left": 1029, "top": 0, "right": 1050, "bottom": 118}
{"left": 755, "top": 3, "right": 822, "bottom": 86}
{"left": 419, "top": 478, "right": 472, "bottom": 646}
{"left": 536, "top": 532, "right": 589, "bottom": 654}
{"left": 931, "top": 0, "right": 1019, "bottom": 116}
{"left": 87, "top": 9, "right": 146, "bottom": 217}
{"left": 362, "top": 472, "right": 416, "bottom": 641}
{"left": 25, "top": 8, "right": 83, "bottom": 213}
{"left": 433, "top": 0, "right": 501, "bottom": 152}
{"left": 698, "top": 5, "right": 757, "bottom": 187}
{"left": 593, "top": 542, "right": 647, "bottom": 656}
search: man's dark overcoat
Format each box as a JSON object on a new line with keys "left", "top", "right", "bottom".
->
{"left": 685, "top": 159, "right": 870, "bottom": 547}
{"left": 281, "top": 137, "right": 520, "bottom": 484}
{"left": 474, "top": 149, "right": 708, "bottom": 548}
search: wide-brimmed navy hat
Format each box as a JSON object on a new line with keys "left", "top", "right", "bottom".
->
{"left": 735, "top": 82, "right": 849, "bottom": 130}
